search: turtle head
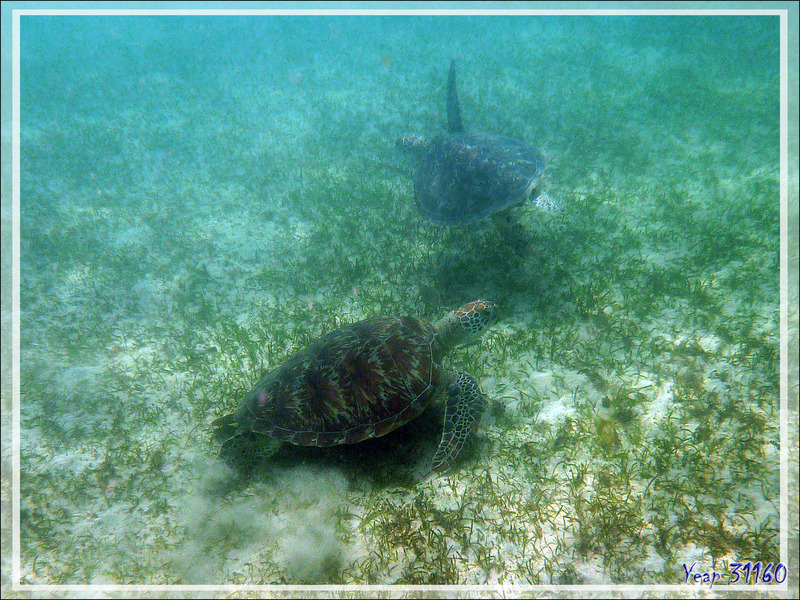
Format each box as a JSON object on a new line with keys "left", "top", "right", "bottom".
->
{"left": 437, "top": 300, "right": 496, "bottom": 347}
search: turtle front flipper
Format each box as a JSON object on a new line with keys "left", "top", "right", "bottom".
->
{"left": 431, "top": 370, "right": 487, "bottom": 472}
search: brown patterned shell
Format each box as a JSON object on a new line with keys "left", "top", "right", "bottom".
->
{"left": 233, "top": 315, "right": 444, "bottom": 447}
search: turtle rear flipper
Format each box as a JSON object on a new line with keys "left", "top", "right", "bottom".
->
{"left": 430, "top": 370, "right": 487, "bottom": 472}
{"left": 212, "top": 414, "right": 283, "bottom": 474}
{"left": 212, "top": 413, "right": 239, "bottom": 444}
{"left": 446, "top": 59, "right": 464, "bottom": 133}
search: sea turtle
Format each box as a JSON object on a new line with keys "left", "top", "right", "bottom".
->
{"left": 213, "top": 300, "right": 496, "bottom": 474}
{"left": 397, "top": 60, "right": 554, "bottom": 225}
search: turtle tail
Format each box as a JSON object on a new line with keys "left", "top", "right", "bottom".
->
{"left": 446, "top": 59, "right": 465, "bottom": 133}
{"left": 430, "top": 370, "right": 486, "bottom": 472}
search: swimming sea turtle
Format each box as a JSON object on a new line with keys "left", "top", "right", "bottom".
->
{"left": 397, "top": 60, "right": 554, "bottom": 225}
{"left": 213, "top": 300, "right": 496, "bottom": 474}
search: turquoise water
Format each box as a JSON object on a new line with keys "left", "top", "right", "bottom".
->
{"left": 14, "top": 12, "right": 787, "bottom": 588}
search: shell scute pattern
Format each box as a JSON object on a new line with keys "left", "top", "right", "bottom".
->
{"left": 242, "top": 316, "right": 441, "bottom": 446}
{"left": 415, "top": 134, "right": 545, "bottom": 224}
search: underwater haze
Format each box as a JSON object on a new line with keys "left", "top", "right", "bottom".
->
{"left": 12, "top": 12, "right": 788, "bottom": 590}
